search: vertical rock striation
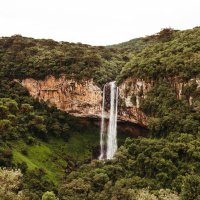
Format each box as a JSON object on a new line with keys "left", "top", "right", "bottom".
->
{"left": 21, "top": 75, "right": 102, "bottom": 118}
{"left": 19, "top": 75, "right": 200, "bottom": 126}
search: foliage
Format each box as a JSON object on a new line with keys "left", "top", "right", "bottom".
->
{"left": 0, "top": 168, "right": 28, "bottom": 200}
{"left": 117, "top": 27, "right": 200, "bottom": 83}
{"left": 42, "top": 191, "right": 58, "bottom": 200}
{"left": 59, "top": 134, "right": 200, "bottom": 199}
{"left": 1, "top": 27, "right": 200, "bottom": 199}
{"left": 0, "top": 80, "right": 101, "bottom": 199}
{"left": 140, "top": 81, "right": 200, "bottom": 137}
{"left": 181, "top": 174, "right": 200, "bottom": 200}
{"left": 0, "top": 35, "right": 126, "bottom": 86}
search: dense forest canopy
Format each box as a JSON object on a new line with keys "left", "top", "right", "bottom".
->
{"left": 0, "top": 35, "right": 126, "bottom": 86}
{"left": 0, "top": 27, "right": 200, "bottom": 86}
{"left": 116, "top": 27, "right": 200, "bottom": 83}
{"left": 0, "top": 27, "right": 200, "bottom": 199}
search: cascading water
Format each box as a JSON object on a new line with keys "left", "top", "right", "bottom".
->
{"left": 99, "top": 81, "right": 118, "bottom": 160}
{"left": 107, "top": 82, "right": 118, "bottom": 159}
{"left": 99, "top": 85, "right": 106, "bottom": 160}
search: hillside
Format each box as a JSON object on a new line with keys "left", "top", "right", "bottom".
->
{"left": 117, "top": 27, "right": 200, "bottom": 82}
{"left": 0, "top": 35, "right": 126, "bottom": 87}
{"left": 0, "top": 27, "right": 200, "bottom": 199}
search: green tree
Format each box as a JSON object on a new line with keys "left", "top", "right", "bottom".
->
{"left": 0, "top": 168, "right": 27, "bottom": 200}
{"left": 181, "top": 174, "right": 200, "bottom": 200}
{"left": 42, "top": 191, "right": 58, "bottom": 200}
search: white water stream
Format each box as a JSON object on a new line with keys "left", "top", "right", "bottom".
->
{"left": 99, "top": 81, "right": 118, "bottom": 160}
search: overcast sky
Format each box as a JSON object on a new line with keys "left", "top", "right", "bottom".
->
{"left": 0, "top": 0, "right": 199, "bottom": 45}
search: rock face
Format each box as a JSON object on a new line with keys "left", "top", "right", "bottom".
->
{"left": 21, "top": 76, "right": 102, "bottom": 118}
{"left": 20, "top": 75, "right": 149, "bottom": 126}
{"left": 20, "top": 75, "right": 200, "bottom": 127}
{"left": 118, "top": 78, "right": 152, "bottom": 126}
{"left": 172, "top": 78, "right": 200, "bottom": 105}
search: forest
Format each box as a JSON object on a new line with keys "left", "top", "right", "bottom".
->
{"left": 0, "top": 27, "right": 200, "bottom": 199}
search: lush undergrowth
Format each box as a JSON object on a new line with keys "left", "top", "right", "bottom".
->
{"left": 11, "top": 129, "right": 99, "bottom": 185}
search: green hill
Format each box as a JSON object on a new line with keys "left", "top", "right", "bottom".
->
{"left": 116, "top": 27, "right": 200, "bottom": 83}
{"left": 0, "top": 27, "right": 200, "bottom": 199}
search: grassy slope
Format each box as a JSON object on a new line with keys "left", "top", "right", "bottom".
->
{"left": 12, "top": 128, "right": 100, "bottom": 185}
{"left": 11, "top": 123, "right": 132, "bottom": 185}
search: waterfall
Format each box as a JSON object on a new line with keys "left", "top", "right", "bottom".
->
{"left": 107, "top": 82, "right": 118, "bottom": 159}
{"left": 99, "top": 85, "right": 106, "bottom": 160}
{"left": 99, "top": 81, "right": 118, "bottom": 160}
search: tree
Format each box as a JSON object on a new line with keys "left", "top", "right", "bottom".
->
{"left": 59, "top": 178, "right": 91, "bottom": 200}
{"left": 181, "top": 174, "right": 200, "bottom": 200}
{"left": 0, "top": 105, "right": 8, "bottom": 119}
{"left": 0, "top": 168, "right": 27, "bottom": 200}
{"left": 0, "top": 119, "right": 12, "bottom": 138}
{"left": 28, "top": 114, "right": 47, "bottom": 139}
{"left": 42, "top": 191, "right": 58, "bottom": 200}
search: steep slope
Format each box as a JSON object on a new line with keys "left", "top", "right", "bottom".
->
{"left": 115, "top": 27, "right": 200, "bottom": 137}
{"left": 60, "top": 134, "right": 200, "bottom": 200}
{"left": 0, "top": 80, "right": 102, "bottom": 197}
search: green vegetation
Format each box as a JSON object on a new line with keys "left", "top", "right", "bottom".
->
{"left": 117, "top": 27, "right": 200, "bottom": 83}
{"left": 0, "top": 79, "right": 128, "bottom": 199}
{"left": 0, "top": 35, "right": 126, "bottom": 86}
{"left": 59, "top": 134, "right": 200, "bottom": 199}
{"left": 109, "top": 37, "right": 152, "bottom": 53}
{"left": 12, "top": 130, "right": 99, "bottom": 185}
{"left": 0, "top": 27, "right": 200, "bottom": 199}
{"left": 57, "top": 27, "right": 200, "bottom": 199}
{"left": 0, "top": 80, "right": 100, "bottom": 199}
{"left": 140, "top": 81, "right": 200, "bottom": 137}
{"left": 42, "top": 191, "right": 58, "bottom": 200}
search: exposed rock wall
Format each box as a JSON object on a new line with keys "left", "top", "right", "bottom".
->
{"left": 170, "top": 78, "right": 200, "bottom": 104}
{"left": 20, "top": 75, "right": 200, "bottom": 127}
{"left": 20, "top": 75, "right": 148, "bottom": 126}
{"left": 21, "top": 75, "right": 102, "bottom": 118}
{"left": 118, "top": 78, "right": 152, "bottom": 126}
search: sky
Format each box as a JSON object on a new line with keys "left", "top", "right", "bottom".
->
{"left": 0, "top": 0, "right": 200, "bottom": 46}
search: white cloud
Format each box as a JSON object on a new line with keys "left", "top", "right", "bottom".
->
{"left": 0, "top": 0, "right": 199, "bottom": 45}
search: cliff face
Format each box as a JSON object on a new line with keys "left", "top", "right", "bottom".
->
{"left": 21, "top": 76, "right": 102, "bottom": 118}
{"left": 20, "top": 75, "right": 200, "bottom": 127}
{"left": 118, "top": 78, "right": 151, "bottom": 125}
{"left": 20, "top": 75, "right": 148, "bottom": 126}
